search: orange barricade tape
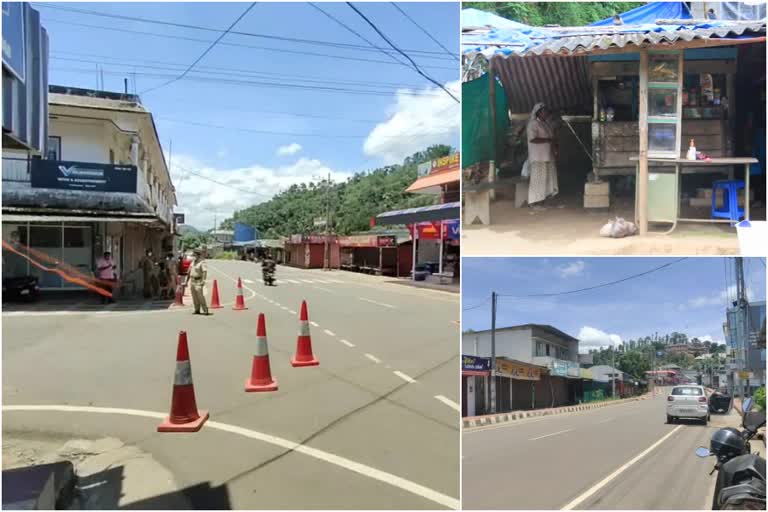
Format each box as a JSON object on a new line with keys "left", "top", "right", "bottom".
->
{"left": 2, "top": 240, "right": 113, "bottom": 298}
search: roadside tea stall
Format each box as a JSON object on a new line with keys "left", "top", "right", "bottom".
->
{"left": 462, "top": 10, "right": 766, "bottom": 237}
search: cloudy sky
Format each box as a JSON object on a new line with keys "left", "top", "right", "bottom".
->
{"left": 41, "top": 2, "right": 460, "bottom": 229}
{"left": 462, "top": 258, "right": 767, "bottom": 353}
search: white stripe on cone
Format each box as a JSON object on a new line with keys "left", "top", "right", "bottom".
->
{"left": 174, "top": 360, "right": 193, "bottom": 386}
{"left": 299, "top": 320, "right": 310, "bottom": 337}
{"left": 255, "top": 336, "right": 269, "bottom": 356}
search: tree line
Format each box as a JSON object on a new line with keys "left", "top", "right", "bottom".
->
{"left": 463, "top": 2, "right": 644, "bottom": 27}
{"left": 220, "top": 145, "right": 453, "bottom": 239}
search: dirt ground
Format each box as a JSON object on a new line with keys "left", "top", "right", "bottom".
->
{"left": 463, "top": 194, "right": 765, "bottom": 256}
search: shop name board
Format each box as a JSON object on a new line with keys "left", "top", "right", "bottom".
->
{"left": 377, "top": 235, "right": 396, "bottom": 247}
{"left": 2, "top": 2, "right": 26, "bottom": 83}
{"left": 496, "top": 360, "right": 541, "bottom": 381}
{"left": 289, "top": 235, "right": 334, "bottom": 245}
{"left": 31, "top": 160, "right": 138, "bottom": 193}
{"left": 550, "top": 359, "right": 581, "bottom": 378}
{"left": 416, "top": 153, "right": 460, "bottom": 177}
{"left": 580, "top": 368, "right": 593, "bottom": 380}
{"left": 408, "top": 219, "right": 460, "bottom": 241}
{"left": 462, "top": 355, "right": 491, "bottom": 372}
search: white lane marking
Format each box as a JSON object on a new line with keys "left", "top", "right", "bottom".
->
{"left": 561, "top": 425, "right": 683, "bottom": 510}
{"left": 287, "top": 309, "right": 297, "bottom": 315}
{"left": 314, "top": 279, "right": 332, "bottom": 284}
{"left": 364, "top": 353, "right": 382, "bottom": 364}
{"left": 327, "top": 279, "right": 345, "bottom": 284}
{"left": 339, "top": 339, "right": 355, "bottom": 348}
{"left": 359, "top": 297, "right": 396, "bottom": 309}
{"left": 243, "top": 279, "right": 255, "bottom": 284}
{"left": 529, "top": 429, "right": 573, "bottom": 441}
{"left": 393, "top": 371, "right": 416, "bottom": 383}
{"left": 434, "top": 395, "right": 460, "bottom": 412}
{"left": 286, "top": 279, "right": 301, "bottom": 284}
{"left": 464, "top": 417, "right": 553, "bottom": 434}
{"left": 323, "top": 329, "right": 336, "bottom": 337}
{"left": 312, "top": 286, "right": 335, "bottom": 293}
{"left": 3, "top": 405, "right": 459, "bottom": 509}
{"left": 280, "top": 306, "right": 290, "bottom": 311}
{"left": 300, "top": 279, "right": 315, "bottom": 284}
{"left": 310, "top": 321, "right": 320, "bottom": 327}
{"left": 596, "top": 417, "right": 614, "bottom": 424}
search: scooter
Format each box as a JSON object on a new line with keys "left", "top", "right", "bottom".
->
{"left": 696, "top": 397, "right": 766, "bottom": 510}
{"left": 262, "top": 264, "right": 276, "bottom": 286}
{"left": 2, "top": 276, "right": 40, "bottom": 302}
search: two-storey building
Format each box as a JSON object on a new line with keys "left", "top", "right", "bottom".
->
{"left": 461, "top": 323, "right": 582, "bottom": 416}
{"left": 2, "top": 85, "right": 176, "bottom": 294}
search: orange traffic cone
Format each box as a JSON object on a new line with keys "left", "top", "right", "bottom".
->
{"left": 245, "top": 313, "right": 278, "bottom": 392}
{"left": 210, "top": 279, "right": 223, "bottom": 309}
{"left": 232, "top": 277, "right": 248, "bottom": 311}
{"left": 173, "top": 276, "right": 184, "bottom": 306}
{"left": 291, "top": 300, "right": 319, "bottom": 367}
{"left": 158, "top": 331, "right": 209, "bottom": 432}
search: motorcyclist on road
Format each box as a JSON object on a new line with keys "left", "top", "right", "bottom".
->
{"left": 262, "top": 253, "right": 276, "bottom": 285}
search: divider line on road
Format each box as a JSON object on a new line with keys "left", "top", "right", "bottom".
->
{"left": 560, "top": 425, "right": 684, "bottom": 510}
{"left": 359, "top": 297, "right": 396, "bottom": 309}
{"left": 323, "top": 329, "right": 336, "bottom": 337}
{"left": 310, "top": 321, "right": 320, "bottom": 327}
{"left": 434, "top": 395, "right": 460, "bottom": 412}
{"left": 394, "top": 371, "right": 417, "bottom": 384}
{"left": 365, "top": 353, "right": 382, "bottom": 364}
{"left": 529, "top": 429, "right": 573, "bottom": 441}
{"left": 339, "top": 339, "right": 356, "bottom": 348}
{"left": 3, "top": 405, "right": 459, "bottom": 509}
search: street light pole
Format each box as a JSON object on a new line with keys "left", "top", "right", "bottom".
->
{"left": 490, "top": 291, "right": 497, "bottom": 414}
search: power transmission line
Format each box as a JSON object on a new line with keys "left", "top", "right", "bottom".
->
{"left": 389, "top": 3, "right": 458, "bottom": 61}
{"left": 497, "top": 258, "right": 689, "bottom": 298}
{"left": 171, "top": 165, "right": 274, "bottom": 199}
{"left": 345, "top": 2, "right": 459, "bottom": 103}
{"left": 34, "top": 3, "right": 452, "bottom": 59}
{"left": 308, "top": 2, "right": 410, "bottom": 70}
{"left": 41, "top": 18, "right": 456, "bottom": 71}
{"left": 462, "top": 297, "right": 491, "bottom": 311}
{"left": 141, "top": 2, "right": 257, "bottom": 95}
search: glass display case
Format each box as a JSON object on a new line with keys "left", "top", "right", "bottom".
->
{"left": 647, "top": 51, "right": 683, "bottom": 158}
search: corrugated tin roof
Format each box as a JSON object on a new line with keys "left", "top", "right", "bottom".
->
{"left": 463, "top": 21, "right": 766, "bottom": 58}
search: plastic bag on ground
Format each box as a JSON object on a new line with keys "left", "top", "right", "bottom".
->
{"left": 600, "top": 217, "right": 638, "bottom": 238}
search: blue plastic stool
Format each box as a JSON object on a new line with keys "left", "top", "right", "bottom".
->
{"left": 711, "top": 180, "right": 745, "bottom": 224}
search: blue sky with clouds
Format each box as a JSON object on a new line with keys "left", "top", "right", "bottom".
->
{"left": 462, "top": 258, "right": 767, "bottom": 353}
{"left": 36, "top": 2, "right": 459, "bottom": 229}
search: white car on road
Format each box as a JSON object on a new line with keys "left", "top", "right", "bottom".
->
{"left": 666, "top": 385, "right": 710, "bottom": 425}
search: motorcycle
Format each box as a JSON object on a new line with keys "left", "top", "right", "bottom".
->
{"left": 696, "top": 397, "right": 766, "bottom": 510}
{"left": 262, "top": 262, "right": 276, "bottom": 287}
{"left": 2, "top": 276, "right": 41, "bottom": 302}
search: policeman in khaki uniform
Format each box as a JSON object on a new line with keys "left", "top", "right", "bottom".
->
{"left": 190, "top": 248, "right": 210, "bottom": 315}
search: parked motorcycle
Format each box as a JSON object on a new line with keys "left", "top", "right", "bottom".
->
{"left": 2, "top": 276, "right": 41, "bottom": 302}
{"left": 696, "top": 397, "right": 766, "bottom": 510}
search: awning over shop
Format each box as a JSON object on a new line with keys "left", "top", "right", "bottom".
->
{"left": 405, "top": 169, "right": 460, "bottom": 194}
{"left": 376, "top": 202, "right": 460, "bottom": 225}
{"left": 1, "top": 214, "right": 161, "bottom": 224}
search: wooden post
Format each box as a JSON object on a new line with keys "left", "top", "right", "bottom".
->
{"left": 638, "top": 49, "right": 649, "bottom": 235}
{"left": 488, "top": 57, "right": 497, "bottom": 200}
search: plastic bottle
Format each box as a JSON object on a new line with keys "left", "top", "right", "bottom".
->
{"left": 686, "top": 138, "right": 697, "bottom": 160}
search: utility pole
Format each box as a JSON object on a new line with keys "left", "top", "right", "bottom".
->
{"left": 490, "top": 291, "right": 497, "bottom": 414}
{"left": 324, "top": 172, "right": 331, "bottom": 271}
{"left": 735, "top": 257, "right": 749, "bottom": 401}
{"left": 612, "top": 346, "right": 616, "bottom": 398}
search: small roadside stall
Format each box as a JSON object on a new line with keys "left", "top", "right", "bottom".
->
{"left": 462, "top": 3, "right": 765, "bottom": 239}
{"left": 285, "top": 234, "right": 340, "bottom": 269}
{"left": 337, "top": 234, "right": 404, "bottom": 276}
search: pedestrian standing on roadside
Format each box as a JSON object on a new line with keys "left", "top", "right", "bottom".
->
{"left": 190, "top": 248, "right": 210, "bottom": 315}
{"left": 140, "top": 249, "right": 159, "bottom": 299}
{"left": 95, "top": 251, "right": 117, "bottom": 304}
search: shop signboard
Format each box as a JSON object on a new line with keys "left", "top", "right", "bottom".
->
{"left": 443, "top": 219, "right": 460, "bottom": 240}
{"left": 338, "top": 235, "right": 377, "bottom": 248}
{"left": 408, "top": 221, "right": 458, "bottom": 241}
{"left": 567, "top": 362, "right": 581, "bottom": 378}
{"left": 580, "top": 368, "right": 593, "bottom": 380}
{"left": 430, "top": 153, "right": 460, "bottom": 174}
{"left": 550, "top": 359, "right": 569, "bottom": 377}
{"left": 496, "top": 359, "right": 541, "bottom": 381}
{"left": 31, "top": 160, "right": 137, "bottom": 193}
{"left": 377, "top": 235, "right": 396, "bottom": 247}
{"left": 417, "top": 161, "right": 432, "bottom": 177}
{"left": 462, "top": 355, "right": 491, "bottom": 372}
{"left": 289, "top": 234, "right": 303, "bottom": 244}
{"left": 173, "top": 213, "right": 185, "bottom": 225}
{"left": 2, "top": 2, "right": 26, "bottom": 82}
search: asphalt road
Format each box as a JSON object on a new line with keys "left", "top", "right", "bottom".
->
{"left": 463, "top": 389, "right": 731, "bottom": 510}
{"left": 3, "top": 261, "right": 460, "bottom": 509}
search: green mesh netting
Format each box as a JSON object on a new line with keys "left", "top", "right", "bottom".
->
{"left": 461, "top": 74, "right": 510, "bottom": 169}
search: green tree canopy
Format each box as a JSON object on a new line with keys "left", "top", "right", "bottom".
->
{"left": 464, "top": 2, "right": 644, "bottom": 27}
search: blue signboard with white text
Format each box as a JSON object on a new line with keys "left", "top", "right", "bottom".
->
{"left": 2, "top": 2, "right": 26, "bottom": 82}
{"left": 462, "top": 355, "right": 491, "bottom": 372}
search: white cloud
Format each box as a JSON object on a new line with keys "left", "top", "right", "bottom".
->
{"left": 687, "top": 285, "right": 756, "bottom": 309}
{"left": 556, "top": 260, "right": 586, "bottom": 278}
{"left": 577, "top": 326, "right": 622, "bottom": 353}
{"left": 363, "top": 80, "right": 460, "bottom": 164}
{"left": 216, "top": 147, "right": 229, "bottom": 159}
{"left": 277, "top": 143, "right": 302, "bottom": 157}
{"left": 169, "top": 154, "right": 351, "bottom": 230}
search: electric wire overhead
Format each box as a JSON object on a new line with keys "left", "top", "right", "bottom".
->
{"left": 141, "top": 2, "right": 257, "bottom": 95}
{"left": 345, "top": 2, "right": 460, "bottom": 104}
{"left": 389, "top": 3, "right": 459, "bottom": 61}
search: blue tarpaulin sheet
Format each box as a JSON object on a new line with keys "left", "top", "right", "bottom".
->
{"left": 591, "top": 2, "right": 692, "bottom": 26}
